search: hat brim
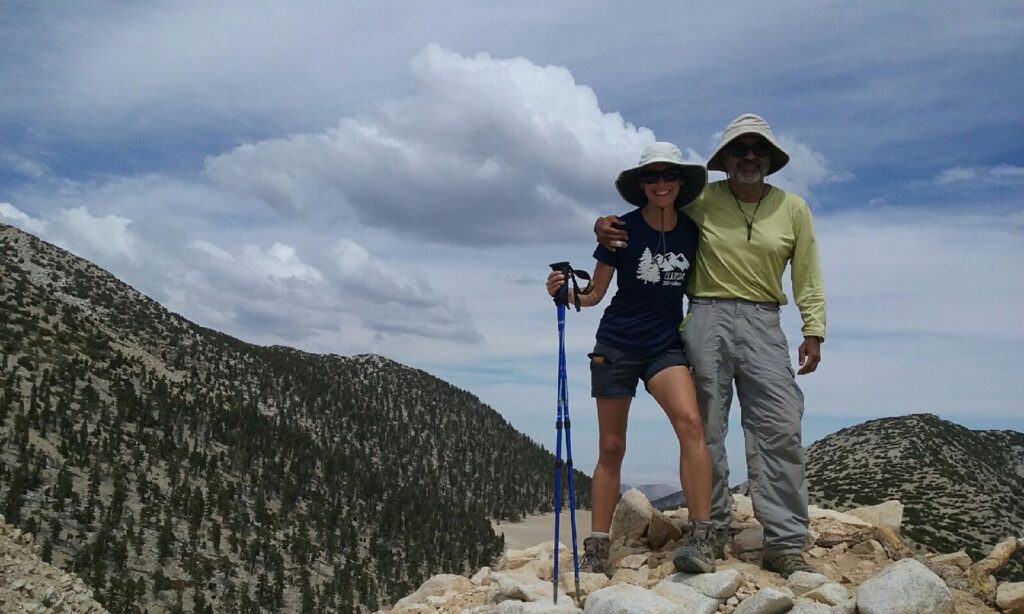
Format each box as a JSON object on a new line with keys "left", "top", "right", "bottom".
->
{"left": 615, "top": 163, "right": 708, "bottom": 209}
{"left": 707, "top": 132, "right": 789, "bottom": 175}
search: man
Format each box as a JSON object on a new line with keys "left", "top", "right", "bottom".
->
{"left": 595, "top": 114, "right": 826, "bottom": 577}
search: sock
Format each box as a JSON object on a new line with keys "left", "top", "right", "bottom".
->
{"left": 590, "top": 531, "right": 609, "bottom": 539}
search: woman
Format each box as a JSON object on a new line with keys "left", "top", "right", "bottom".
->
{"left": 545, "top": 142, "right": 716, "bottom": 575}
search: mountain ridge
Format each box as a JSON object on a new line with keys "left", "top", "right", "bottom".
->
{"left": 0, "top": 222, "right": 592, "bottom": 612}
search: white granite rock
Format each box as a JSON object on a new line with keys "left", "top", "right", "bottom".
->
{"left": 855, "top": 558, "right": 953, "bottom": 614}
{"left": 494, "top": 571, "right": 570, "bottom": 604}
{"left": 583, "top": 583, "right": 676, "bottom": 614}
{"left": 670, "top": 568, "right": 742, "bottom": 599}
{"left": 652, "top": 577, "right": 721, "bottom": 614}
{"left": 786, "top": 571, "right": 830, "bottom": 595}
{"left": 733, "top": 587, "right": 794, "bottom": 614}
{"left": 803, "top": 581, "right": 850, "bottom": 606}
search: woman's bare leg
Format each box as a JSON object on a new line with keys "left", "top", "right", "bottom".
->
{"left": 591, "top": 397, "right": 631, "bottom": 532}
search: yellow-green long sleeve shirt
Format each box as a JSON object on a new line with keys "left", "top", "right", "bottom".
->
{"left": 682, "top": 180, "right": 827, "bottom": 340}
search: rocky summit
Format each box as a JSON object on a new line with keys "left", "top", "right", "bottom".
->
{"left": 805, "top": 413, "right": 1024, "bottom": 583}
{"left": 381, "top": 489, "right": 1023, "bottom": 613}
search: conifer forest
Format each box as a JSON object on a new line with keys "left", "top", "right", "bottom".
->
{"left": 0, "top": 224, "right": 593, "bottom": 612}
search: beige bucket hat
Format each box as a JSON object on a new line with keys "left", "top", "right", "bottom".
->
{"left": 615, "top": 142, "right": 707, "bottom": 209}
{"left": 707, "top": 113, "right": 790, "bottom": 175}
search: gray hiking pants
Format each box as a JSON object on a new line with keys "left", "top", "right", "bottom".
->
{"left": 681, "top": 297, "right": 809, "bottom": 555}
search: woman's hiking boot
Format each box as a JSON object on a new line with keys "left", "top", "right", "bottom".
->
{"left": 579, "top": 535, "right": 610, "bottom": 575}
{"left": 762, "top": 552, "right": 815, "bottom": 577}
{"left": 673, "top": 521, "right": 717, "bottom": 573}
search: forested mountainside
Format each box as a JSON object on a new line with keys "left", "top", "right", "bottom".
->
{"left": 805, "top": 413, "right": 1024, "bottom": 582}
{"left": 0, "top": 223, "right": 591, "bottom": 613}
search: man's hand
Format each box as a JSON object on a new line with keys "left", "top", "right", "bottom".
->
{"left": 797, "top": 336, "right": 821, "bottom": 374}
{"left": 594, "top": 215, "right": 628, "bottom": 250}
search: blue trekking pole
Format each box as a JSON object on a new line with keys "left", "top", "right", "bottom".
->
{"left": 549, "top": 261, "right": 590, "bottom": 604}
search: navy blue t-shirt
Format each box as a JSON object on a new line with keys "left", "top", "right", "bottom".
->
{"left": 593, "top": 208, "right": 699, "bottom": 355}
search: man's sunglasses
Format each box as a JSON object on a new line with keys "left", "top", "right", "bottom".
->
{"left": 726, "top": 141, "right": 772, "bottom": 158}
{"left": 640, "top": 168, "right": 683, "bottom": 183}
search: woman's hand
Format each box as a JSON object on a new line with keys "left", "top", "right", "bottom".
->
{"left": 546, "top": 271, "right": 565, "bottom": 297}
{"left": 595, "top": 215, "right": 629, "bottom": 250}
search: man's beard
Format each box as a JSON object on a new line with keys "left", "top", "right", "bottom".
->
{"left": 732, "top": 165, "right": 765, "bottom": 185}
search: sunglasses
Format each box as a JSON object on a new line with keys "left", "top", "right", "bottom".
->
{"left": 726, "top": 141, "right": 772, "bottom": 158}
{"left": 640, "top": 168, "right": 683, "bottom": 183}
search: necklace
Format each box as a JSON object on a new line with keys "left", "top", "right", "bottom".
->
{"left": 730, "top": 184, "right": 770, "bottom": 242}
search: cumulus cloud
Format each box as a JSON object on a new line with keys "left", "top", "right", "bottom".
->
{"left": 241, "top": 243, "right": 323, "bottom": 283}
{"left": 0, "top": 202, "right": 48, "bottom": 234}
{"left": 771, "top": 136, "right": 853, "bottom": 202}
{"left": 814, "top": 206, "right": 1024, "bottom": 340}
{"left": 49, "top": 207, "right": 140, "bottom": 261}
{"left": 205, "top": 44, "right": 655, "bottom": 245}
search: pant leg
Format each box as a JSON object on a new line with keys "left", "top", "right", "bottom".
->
{"left": 681, "top": 302, "right": 736, "bottom": 533}
{"left": 734, "top": 302, "right": 809, "bottom": 555}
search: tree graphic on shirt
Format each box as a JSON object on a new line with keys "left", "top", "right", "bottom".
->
{"left": 637, "top": 248, "right": 661, "bottom": 284}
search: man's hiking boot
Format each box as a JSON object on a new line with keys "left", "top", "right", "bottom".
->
{"left": 673, "top": 521, "right": 717, "bottom": 574}
{"left": 579, "top": 535, "right": 610, "bottom": 575}
{"left": 762, "top": 552, "right": 815, "bottom": 577}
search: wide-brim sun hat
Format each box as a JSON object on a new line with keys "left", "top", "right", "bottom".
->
{"left": 615, "top": 142, "right": 707, "bottom": 209}
{"left": 707, "top": 113, "right": 790, "bottom": 175}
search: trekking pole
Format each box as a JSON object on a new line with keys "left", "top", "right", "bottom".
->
{"left": 548, "top": 262, "right": 590, "bottom": 604}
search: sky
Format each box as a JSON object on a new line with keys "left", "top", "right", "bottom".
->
{"left": 1, "top": 2, "right": 1022, "bottom": 487}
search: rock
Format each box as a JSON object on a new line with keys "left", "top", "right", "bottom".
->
{"left": 651, "top": 577, "right": 720, "bottom": 614}
{"left": 786, "top": 571, "right": 829, "bottom": 595}
{"left": 395, "top": 574, "right": 475, "bottom": 608}
{"left": 849, "top": 539, "right": 886, "bottom": 561}
{"left": 615, "top": 554, "right": 647, "bottom": 570}
{"left": 788, "top": 599, "right": 832, "bottom": 613}
{"left": 494, "top": 572, "right": 569, "bottom": 604}
{"left": 732, "top": 494, "right": 755, "bottom": 521}
{"left": 998, "top": 582, "right": 1024, "bottom": 614}
{"left": 670, "top": 568, "right": 742, "bottom": 599}
{"left": 846, "top": 500, "right": 903, "bottom": 532}
{"left": 928, "top": 551, "right": 972, "bottom": 571}
{"left": 969, "top": 536, "right": 1018, "bottom": 597}
{"left": 733, "top": 586, "right": 793, "bottom": 614}
{"left": 583, "top": 583, "right": 676, "bottom": 613}
{"left": 609, "top": 489, "right": 654, "bottom": 544}
{"left": 646, "top": 511, "right": 681, "bottom": 550}
{"left": 856, "top": 558, "right": 953, "bottom": 614}
{"left": 607, "top": 567, "right": 646, "bottom": 586}
{"left": 494, "top": 599, "right": 582, "bottom": 613}
{"left": 733, "top": 527, "right": 764, "bottom": 558}
{"left": 802, "top": 582, "right": 850, "bottom": 606}
{"left": 807, "top": 506, "right": 872, "bottom": 528}
{"left": 525, "top": 541, "right": 568, "bottom": 561}
{"left": 559, "top": 572, "right": 608, "bottom": 597}
{"left": 871, "top": 526, "right": 912, "bottom": 561}
{"left": 472, "top": 567, "right": 494, "bottom": 585}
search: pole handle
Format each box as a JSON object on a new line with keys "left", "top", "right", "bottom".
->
{"left": 549, "top": 261, "right": 592, "bottom": 312}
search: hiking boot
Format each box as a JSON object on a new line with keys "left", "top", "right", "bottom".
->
{"left": 762, "top": 552, "right": 815, "bottom": 577}
{"left": 673, "top": 521, "right": 717, "bottom": 574}
{"left": 579, "top": 535, "right": 610, "bottom": 575}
